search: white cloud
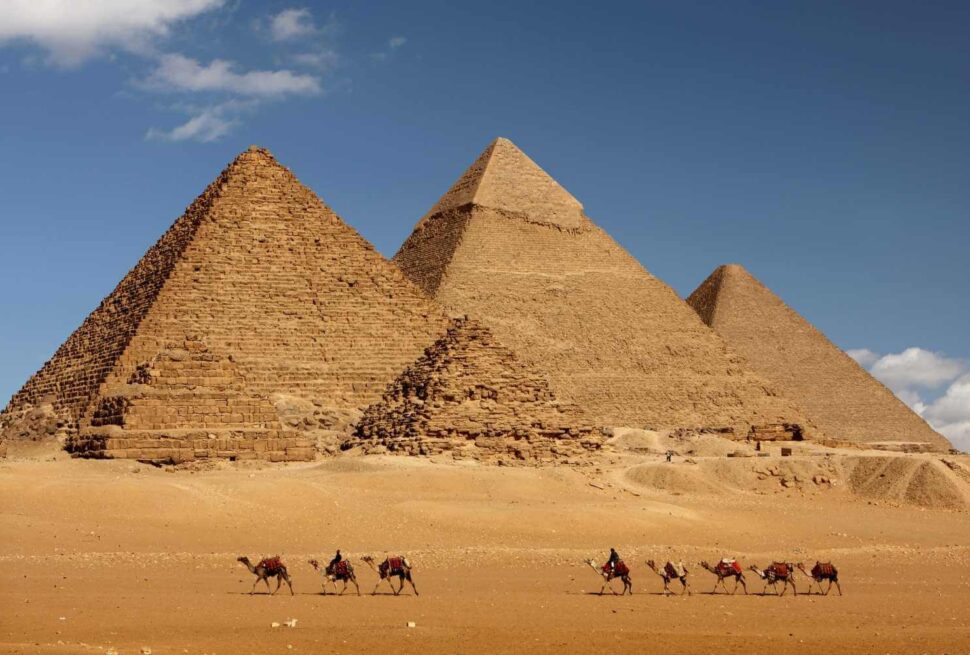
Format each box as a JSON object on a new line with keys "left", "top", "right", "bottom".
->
{"left": 144, "top": 53, "right": 321, "bottom": 97}
{"left": 269, "top": 8, "right": 316, "bottom": 42}
{"left": 852, "top": 346, "right": 969, "bottom": 451}
{"left": 389, "top": 36, "right": 407, "bottom": 49}
{"left": 870, "top": 347, "right": 966, "bottom": 391}
{"left": 921, "top": 374, "right": 970, "bottom": 452}
{"left": 846, "top": 348, "right": 879, "bottom": 368}
{"left": 292, "top": 50, "right": 339, "bottom": 71}
{"left": 0, "top": 0, "right": 223, "bottom": 67}
{"left": 146, "top": 103, "right": 240, "bottom": 142}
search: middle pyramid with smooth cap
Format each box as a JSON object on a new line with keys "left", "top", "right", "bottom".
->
{"left": 395, "top": 138, "right": 813, "bottom": 435}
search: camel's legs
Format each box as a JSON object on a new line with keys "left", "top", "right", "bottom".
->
{"left": 250, "top": 577, "right": 260, "bottom": 595}
{"left": 285, "top": 575, "right": 294, "bottom": 596}
{"left": 271, "top": 575, "right": 282, "bottom": 595}
{"left": 371, "top": 580, "right": 382, "bottom": 596}
{"left": 386, "top": 576, "right": 398, "bottom": 596}
{"left": 406, "top": 575, "right": 419, "bottom": 596}
{"left": 263, "top": 576, "right": 273, "bottom": 594}
{"left": 682, "top": 578, "right": 690, "bottom": 596}
{"left": 352, "top": 577, "right": 361, "bottom": 596}
{"left": 833, "top": 579, "right": 842, "bottom": 596}
{"left": 339, "top": 579, "right": 347, "bottom": 596}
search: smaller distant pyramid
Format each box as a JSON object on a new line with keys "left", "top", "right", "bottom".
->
{"left": 354, "top": 317, "right": 603, "bottom": 462}
{"left": 687, "top": 264, "right": 952, "bottom": 452}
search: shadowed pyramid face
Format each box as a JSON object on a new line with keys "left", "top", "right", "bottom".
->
{"left": 394, "top": 138, "right": 813, "bottom": 434}
{"left": 687, "top": 264, "right": 951, "bottom": 451}
{"left": 2, "top": 146, "right": 449, "bottom": 462}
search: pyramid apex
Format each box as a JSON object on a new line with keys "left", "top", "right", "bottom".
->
{"left": 422, "top": 138, "right": 584, "bottom": 228}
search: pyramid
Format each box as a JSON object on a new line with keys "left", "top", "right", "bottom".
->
{"left": 1, "top": 146, "right": 449, "bottom": 462}
{"left": 355, "top": 317, "right": 602, "bottom": 461}
{"left": 394, "top": 138, "right": 814, "bottom": 436}
{"left": 687, "top": 264, "right": 952, "bottom": 451}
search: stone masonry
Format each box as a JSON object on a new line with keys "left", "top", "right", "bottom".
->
{"left": 394, "top": 138, "right": 817, "bottom": 437}
{"left": 2, "top": 146, "right": 450, "bottom": 462}
{"left": 687, "top": 264, "right": 951, "bottom": 451}
{"left": 354, "top": 317, "right": 603, "bottom": 461}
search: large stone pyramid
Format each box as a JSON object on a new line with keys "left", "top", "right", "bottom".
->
{"left": 394, "top": 138, "right": 813, "bottom": 436}
{"left": 1, "top": 146, "right": 448, "bottom": 462}
{"left": 687, "top": 264, "right": 952, "bottom": 451}
{"left": 355, "top": 317, "right": 602, "bottom": 461}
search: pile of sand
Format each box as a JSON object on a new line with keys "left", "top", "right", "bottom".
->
{"left": 843, "top": 456, "right": 968, "bottom": 510}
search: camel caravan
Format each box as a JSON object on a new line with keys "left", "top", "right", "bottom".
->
{"left": 581, "top": 551, "right": 842, "bottom": 597}
{"left": 237, "top": 550, "right": 841, "bottom": 598}
{"left": 237, "top": 552, "right": 418, "bottom": 597}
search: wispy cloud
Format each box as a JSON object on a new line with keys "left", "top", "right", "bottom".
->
{"left": 143, "top": 53, "right": 321, "bottom": 97}
{"left": 0, "top": 0, "right": 224, "bottom": 67}
{"left": 371, "top": 34, "right": 407, "bottom": 62}
{"left": 850, "top": 346, "right": 969, "bottom": 450}
{"left": 268, "top": 8, "right": 316, "bottom": 42}
{"left": 146, "top": 103, "right": 240, "bottom": 142}
{"left": 292, "top": 49, "right": 339, "bottom": 71}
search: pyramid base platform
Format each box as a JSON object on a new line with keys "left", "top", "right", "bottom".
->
{"left": 67, "top": 428, "right": 315, "bottom": 463}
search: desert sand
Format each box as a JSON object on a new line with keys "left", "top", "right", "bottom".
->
{"left": 3, "top": 434, "right": 969, "bottom": 655}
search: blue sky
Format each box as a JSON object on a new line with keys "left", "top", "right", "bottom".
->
{"left": 1, "top": 1, "right": 968, "bottom": 446}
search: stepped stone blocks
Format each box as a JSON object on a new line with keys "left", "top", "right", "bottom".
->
{"left": 354, "top": 317, "right": 603, "bottom": 461}
{"left": 2, "top": 146, "right": 450, "bottom": 461}
{"left": 687, "top": 264, "right": 952, "bottom": 451}
{"left": 394, "top": 138, "right": 815, "bottom": 437}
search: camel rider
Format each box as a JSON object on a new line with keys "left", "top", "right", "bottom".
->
{"left": 329, "top": 549, "right": 342, "bottom": 571}
{"left": 608, "top": 548, "right": 620, "bottom": 571}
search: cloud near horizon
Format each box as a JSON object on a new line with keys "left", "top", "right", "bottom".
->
{"left": 849, "top": 346, "right": 969, "bottom": 451}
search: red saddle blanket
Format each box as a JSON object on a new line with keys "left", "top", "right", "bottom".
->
{"left": 602, "top": 561, "right": 629, "bottom": 576}
{"left": 329, "top": 561, "right": 350, "bottom": 577}
{"left": 387, "top": 557, "right": 404, "bottom": 571}
{"left": 813, "top": 562, "right": 836, "bottom": 577}
{"left": 259, "top": 557, "right": 285, "bottom": 575}
{"left": 717, "top": 560, "right": 742, "bottom": 576}
{"left": 770, "top": 563, "right": 790, "bottom": 578}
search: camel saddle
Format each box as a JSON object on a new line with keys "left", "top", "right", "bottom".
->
{"left": 329, "top": 561, "right": 350, "bottom": 577}
{"left": 387, "top": 557, "right": 404, "bottom": 571}
{"left": 770, "top": 562, "right": 790, "bottom": 578}
{"left": 602, "top": 561, "right": 629, "bottom": 576}
{"left": 260, "top": 556, "right": 285, "bottom": 575}
{"left": 813, "top": 562, "right": 836, "bottom": 577}
{"left": 717, "top": 559, "right": 742, "bottom": 576}
{"left": 665, "top": 562, "right": 686, "bottom": 579}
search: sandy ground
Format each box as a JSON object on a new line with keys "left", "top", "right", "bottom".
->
{"left": 2, "top": 438, "right": 969, "bottom": 655}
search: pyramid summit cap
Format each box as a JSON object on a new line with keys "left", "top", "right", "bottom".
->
{"left": 424, "top": 137, "right": 584, "bottom": 228}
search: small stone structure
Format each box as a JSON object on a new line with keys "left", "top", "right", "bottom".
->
{"left": 354, "top": 317, "right": 603, "bottom": 461}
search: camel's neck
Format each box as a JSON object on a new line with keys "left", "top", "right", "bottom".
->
{"left": 242, "top": 560, "right": 257, "bottom": 574}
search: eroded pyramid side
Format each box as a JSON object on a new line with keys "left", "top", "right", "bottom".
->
{"left": 687, "top": 264, "right": 952, "bottom": 451}
{"left": 354, "top": 317, "right": 603, "bottom": 462}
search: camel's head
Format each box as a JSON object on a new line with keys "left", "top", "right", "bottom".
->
{"left": 700, "top": 561, "right": 710, "bottom": 570}
{"left": 361, "top": 555, "right": 374, "bottom": 564}
{"left": 645, "top": 559, "right": 655, "bottom": 569}
{"left": 583, "top": 558, "right": 597, "bottom": 567}
{"left": 308, "top": 559, "right": 319, "bottom": 570}
{"left": 236, "top": 556, "right": 250, "bottom": 564}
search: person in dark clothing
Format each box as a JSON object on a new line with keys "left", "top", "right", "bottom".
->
{"left": 607, "top": 548, "right": 620, "bottom": 571}
{"left": 328, "top": 550, "right": 342, "bottom": 572}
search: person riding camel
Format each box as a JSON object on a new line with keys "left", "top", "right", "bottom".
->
{"left": 328, "top": 549, "right": 342, "bottom": 572}
{"left": 607, "top": 548, "right": 621, "bottom": 572}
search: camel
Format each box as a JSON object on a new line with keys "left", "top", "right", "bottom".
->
{"left": 646, "top": 559, "right": 690, "bottom": 596}
{"left": 308, "top": 558, "right": 360, "bottom": 596}
{"left": 700, "top": 559, "right": 748, "bottom": 595}
{"left": 361, "top": 555, "right": 418, "bottom": 596}
{"left": 584, "top": 559, "right": 633, "bottom": 596}
{"left": 797, "top": 561, "right": 842, "bottom": 596}
{"left": 749, "top": 562, "right": 797, "bottom": 596}
{"left": 237, "top": 555, "right": 293, "bottom": 596}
